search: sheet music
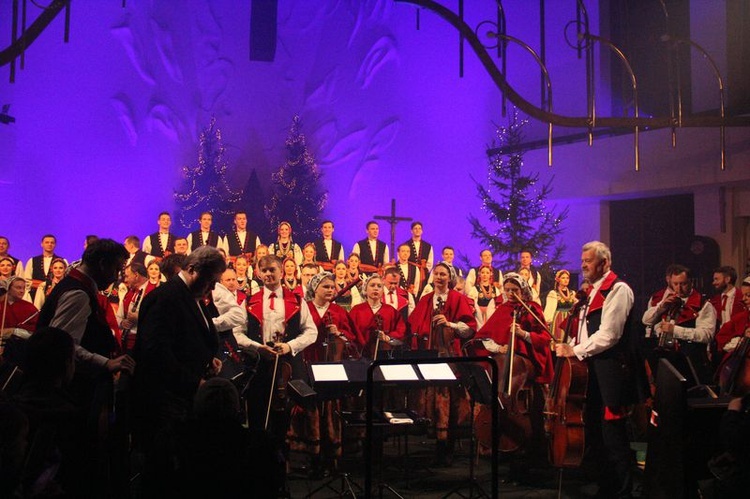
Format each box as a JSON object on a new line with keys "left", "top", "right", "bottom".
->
{"left": 310, "top": 363, "right": 348, "bottom": 382}
{"left": 417, "top": 363, "right": 456, "bottom": 380}
{"left": 379, "top": 364, "right": 419, "bottom": 381}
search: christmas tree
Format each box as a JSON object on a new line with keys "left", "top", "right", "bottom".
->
{"left": 174, "top": 117, "right": 240, "bottom": 233}
{"left": 467, "top": 109, "right": 568, "bottom": 274}
{"left": 265, "top": 115, "right": 328, "bottom": 244}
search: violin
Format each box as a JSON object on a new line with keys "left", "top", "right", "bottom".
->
{"left": 264, "top": 331, "right": 293, "bottom": 430}
{"left": 322, "top": 310, "right": 351, "bottom": 362}
{"left": 428, "top": 296, "right": 454, "bottom": 357}
{"left": 370, "top": 313, "right": 392, "bottom": 360}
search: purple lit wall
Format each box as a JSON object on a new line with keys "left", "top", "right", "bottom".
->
{"left": 1, "top": 1, "right": 748, "bottom": 273}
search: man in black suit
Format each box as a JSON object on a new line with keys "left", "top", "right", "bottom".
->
{"left": 133, "top": 245, "right": 226, "bottom": 439}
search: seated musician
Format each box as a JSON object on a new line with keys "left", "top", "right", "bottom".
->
{"left": 241, "top": 255, "right": 317, "bottom": 465}
{"left": 382, "top": 266, "right": 414, "bottom": 325}
{"left": 290, "top": 272, "right": 354, "bottom": 478}
{"left": 475, "top": 272, "right": 554, "bottom": 382}
{"left": 641, "top": 264, "right": 716, "bottom": 383}
{"left": 408, "top": 261, "right": 476, "bottom": 466}
{"left": 715, "top": 276, "right": 750, "bottom": 358}
{"left": 474, "top": 272, "right": 554, "bottom": 476}
{"left": 1, "top": 277, "right": 39, "bottom": 351}
{"left": 350, "top": 274, "right": 406, "bottom": 359}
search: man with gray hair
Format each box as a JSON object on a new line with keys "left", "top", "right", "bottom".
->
{"left": 555, "top": 240, "right": 647, "bottom": 499}
{"left": 133, "top": 245, "right": 227, "bottom": 442}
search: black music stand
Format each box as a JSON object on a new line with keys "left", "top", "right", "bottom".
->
{"left": 305, "top": 361, "right": 368, "bottom": 498}
{"left": 365, "top": 357, "right": 500, "bottom": 499}
{"left": 439, "top": 362, "right": 494, "bottom": 499}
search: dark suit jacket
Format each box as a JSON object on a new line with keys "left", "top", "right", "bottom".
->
{"left": 134, "top": 277, "right": 218, "bottom": 418}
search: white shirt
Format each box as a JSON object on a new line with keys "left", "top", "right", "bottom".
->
{"left": 641, "top": 289, "right": 717, "bottom": 344}
{"left": 410, "top": 240, "right": 435, "bottom": 271}
{"left": 352, "top": 240, "right": 389, "bottom": 266}
{"left": 322, "top": 239, "right": 345, "bottom": 262}
{"left": 240, "top": 286, "right": 317, "bottom": 356}
{"left": 571, "top": 271, "right": 634, "bottom": 360}
{"left": 719, "top": 287, "right": 737, "bottom": 326}
{"left": 142, "top": 232, "right": 170, "bottom": 255}
{"left": 211, "top": 282, "right": 246, "bottom": 333}
{"left": 48, "top": 270, "right": 110, "bottom": 369}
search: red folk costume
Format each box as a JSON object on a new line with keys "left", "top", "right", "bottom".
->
{"left": 0, "top": 298, "right": 38, "bottom": 332}
{"left": 304, "top": 301, "right": 355, "bottom": 363}
{"left": 408, "top": 289, "right": 476, "bottom": 446}
{"left": 715, "top": 309, "right": 750, "bottom": 356}
{"left": 476, "top": 299, "right": 554, "bottom": 384}
{"left": 409, "top": 289, "right": 477, "bottom": 353}
{"left": 349, "top": 302, "right": 406, "bottom": 358}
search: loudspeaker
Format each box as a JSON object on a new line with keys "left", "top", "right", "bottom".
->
{"left": 249, "top": 0, "right": 278, "bottom": 62}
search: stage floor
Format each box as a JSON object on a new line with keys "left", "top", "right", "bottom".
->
{"left": 286, "top": 435, "right": 645, "bottom": 498}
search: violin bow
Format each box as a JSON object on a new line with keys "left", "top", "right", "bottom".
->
{"left": 510, "top": 291, "right": 555, "bottom": 341}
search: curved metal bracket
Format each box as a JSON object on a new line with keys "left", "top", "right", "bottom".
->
{"left": 393, "top": 0, "right": 750, "bottom": 131}
{"left": 476, "top": 24, "right": 554, "bottom": 166}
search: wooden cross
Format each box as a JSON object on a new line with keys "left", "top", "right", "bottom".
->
{"left": 374, "top": 199, "right": 413, "bottom": 261}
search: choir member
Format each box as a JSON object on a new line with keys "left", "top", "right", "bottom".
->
{"left": 33, "top": 258, "right": 67, "bottom": 310}
{"left": 269, "top": 221, "right": 303, "bottom": 265}
{"left": 332, "top": 261, "right": 361, "bottom": 311}
{"left": 142, "top": 212, "right": 177, "bottom": 258}
{"left": 543, "top": 269, "right": 579, "bottom": 342}
{"left": 24, "top": 234, "right": 67, "bottom": 301}
{"left": 186, "top": 211, "right": 221, "bottom": 253}
{"left": 0, "top": 236, "right": 23, "bottom": 276}
{"left": 312, "top": 220, "right": 345, "bottom": 271}
{"left": 223, "top": 210, "right": 261, "bottom": 263}
{"left": 465, "top": 249, "right": 503, "bottom": 289}
{"left": 351, "top": 221, "right": 389, "bottom": 272}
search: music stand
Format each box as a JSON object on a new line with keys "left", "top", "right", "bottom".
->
{"left": 441, "top": 362, "right": 493, "bottom": 499}
{"left": 365, "top": 357, "right": 500, "bottom": 499}
{"left": 305, "top": 361, "right": 365, "bottom": 498}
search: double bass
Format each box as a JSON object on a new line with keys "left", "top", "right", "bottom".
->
{"left": 472, "top": 298, "right": 541, "bottom": 454}
{"left": 544, "top": 296, "right": 588, "bottom": 468}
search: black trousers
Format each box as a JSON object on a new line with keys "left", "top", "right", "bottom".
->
{"left": 585, "top": 368, "right": 636, "bottom": 499}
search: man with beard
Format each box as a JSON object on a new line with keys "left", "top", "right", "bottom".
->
{"left": 555, "top": 241, "right": 647, "bottom": 499}
{"left": 642, "top": 264, "right": 716, "bottom": 383}
{"left": 710, "top": 266, "right": 744, "bottom": 328}
{"left": 36, "top": 239, "right": 133, "bottom": 498}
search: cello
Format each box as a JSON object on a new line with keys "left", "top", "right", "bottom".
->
{"left": 718, "top": 326, "right": 750, "bottom": 396}
{"left": 473, "top": 306, "right": 536, "bottom": 453}
{"left": 544, "top": 296, "right": 588, "bottom": 468}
